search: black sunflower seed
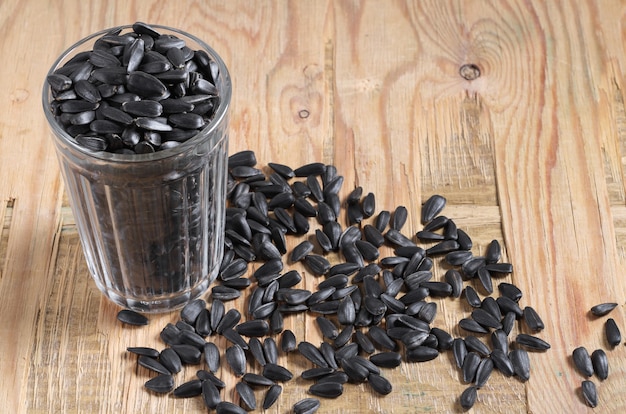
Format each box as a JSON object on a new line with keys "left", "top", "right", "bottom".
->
{"left": 228, "top": 150, "right": 257, "bottom": 168}
{"left": 605, "top": 318, "right": 622, "bottom": 347}
{"left": 212, "top": 285, "right": 241, "bottom": 301}
{"left": 236, "top": 320, "right": 270, "bottom": 337}
{"left": 159, "top": 348, "right": 182, "bottom": 374}
{"left": 591, "top": 349, "right": 609, "bottom": 380}
{"left": 363, "top": 224, "right": 385, "bottom": 248}
{"left": 458, "top": 318, "right": 489, "bottom": 334}
{"left": 145, "top": 374, "right": 174, "bottom": 393}
{"left": 444, "top": 270, "right": 464, "bottom": 298}
{"left": 522, "top": 306, "right": 545, "bottom": 332}
{"left": 298, "top": 342, "right": 329, "bottom": 368}
{"left": 405, "top": 345, "right": 439, "bottom": 362}
{"left": 490, "top": 330, "right": 508, "bottom": 354}
{"left": 464, "top": 286, "right": 482, "bottom": 308}
{"left": 421, "top": 195, "right": 446, "bottom": 224}
{"left": 225, "top": 344, "right": 246, "bottom": 377}
{"left": 173, "top": 379, "right": 203, "bottom": 398}
{"left": 316, "top": 317, "right": 339, "bottom": 340}
{"left": 302, "top": 367, "right": 336, "bottom": 380}
{"left": 475, "top": 357, "right": 494, "bottom": 388}
{"left": 263, "top": 337, "right": 279, "bottom": 365}
{"left": 462, "top": 352, "right": 481, "bottom": 383}
{"left": 573, "top": 346, "right": 594, "bottom": 377}
{"left": 216, "top": 308, "right": 241, "bottom": 334}
{"left": 464, "top": 335, "right": 490, "bottom": 357}
{"left": 304, "top": 254, "right": 331, "bottom": 276}
{"left": 294, "top": 162, "right": 326, "bottom": 177}
{"left": 581, "top": 380, "right": 598, "bottom": 408}
{"left": 291, "top": 240, "right": 315, "bottom": 263}
{"left": 201, "top": 379, "right": 221, "bottom": 409}
{"left": 590, "top": 302, "right": 618, "bottom": 317}
{"left": 459, "top": 385, "right": 478, "bottom": 410}
{"left": 172, "top": 344, "right": 202, "bottom": 364}
{"left": 453, "top": 338, "right": 468, "bottom": 369}
{"left": 484, "top": 262, "right": 513, "bottom": 274}
{"left": 476, "top": 267, "right": 493, "bottom": 294}
{"left": 445, "top": 251, "right": 473, "bottom": 266}
{"left": 117, "top": 309, "right": 149, "bottom": 326}
{"left": 510, "top": 349, "right": 530, "bottom": 381}
{"left": 293, "top": 398, "right": 321, "bottom": 414}
{"left": 223, "top": 328, "right": 249, "bottom": 350}
{"left": 309, "top": 382, "right": 343, "bottom": 398}
{"left": 262, "top": 363, "right": 294, "bottom": 382}
{"left": 515, "top": 334, "right": 551, "bottom": 351}
{"left": 384, "top": 229, "right": 415, "bottom": 247}
{"left": 127, "top": 347, "right": 160, "bottom": 358}
{"left": 138, "top": 355, "right": 171, "bottom": 375}
{"left": 261, "top": 384, "right": 282, "bottom": 410}
{"left": 204, "top": 342, "right": 220, "bottom": 373}
{"left": 369, "top": 351, "right": 402, "bottom": 368}
{"left": 490, "top": 349, "right": 514, "bottom": 377}
{"left": 471, "top": 308, "right": 502, "bottom": 330}
{"left": 501, "top": 312, "right": 516, "bottom": 336}
{"left": 236, "top": 381, "right": 256, "bottom": 410}
{"left": 215, "top": 401, "right": 247, "bottom": 414}
{"left": 496, "top": 296, "right": 523, "bottom": 318}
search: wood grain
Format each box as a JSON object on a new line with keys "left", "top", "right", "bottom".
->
{"left": 2, "top": 0, "right": 626, "bottom": 413}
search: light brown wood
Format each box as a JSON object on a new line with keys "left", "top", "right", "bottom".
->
{"left": 1, "top": 0, "right": 626, "bottom": 412}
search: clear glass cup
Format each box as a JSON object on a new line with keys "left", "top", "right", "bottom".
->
{"left": 42, "top": 24, "right": 231, "bottom": 312}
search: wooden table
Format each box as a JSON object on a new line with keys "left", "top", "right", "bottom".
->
{"left": 1, "top": 1, "right": 626, "bottom": 412}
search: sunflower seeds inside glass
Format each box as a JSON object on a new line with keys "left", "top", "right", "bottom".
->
{"left": 590, "top": 302, "right": 618, "bottom": 317}
{"left": 581, "top": 380, "right": 598, "bottom": 408}
{"left": 591, "top": 349, "right": 609, "bottom": 380}
{"left": 605, "top": 318, "right": 622, "bottom": 347}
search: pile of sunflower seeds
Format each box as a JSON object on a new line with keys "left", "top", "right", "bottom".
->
{"left": 46, "top": 22, "right": 220, "bottom": 154}
{"left": 120, "top": 150, "right": 553, "bottom": 412}
{"left": 570, "top": 303, "right": 622, "bottom": 408}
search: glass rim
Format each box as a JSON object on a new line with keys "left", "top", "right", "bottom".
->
{"left": 42, "top": 23, "right": 231, "bottom": 163}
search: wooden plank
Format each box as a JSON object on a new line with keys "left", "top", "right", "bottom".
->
{"left": 2, "top": 0, "right": 626, "bottom": 413}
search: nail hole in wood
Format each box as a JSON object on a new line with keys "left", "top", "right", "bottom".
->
{"left": 299, "top": 109, "right": 310, "bottom": 119}
{"left": 459, "top": 64, "right": 481, "bottom": 81}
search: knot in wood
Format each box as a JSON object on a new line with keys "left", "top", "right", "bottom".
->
{"left": 459, "top": 64, "right": 481, "bottom": 81}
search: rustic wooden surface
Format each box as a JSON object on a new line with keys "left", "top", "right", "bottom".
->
{"left": 1, "top": 0, "right": 626, "bottom": 412}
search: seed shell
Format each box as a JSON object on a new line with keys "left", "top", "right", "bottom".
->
{"left": 459, "top": 386, "right": 478, "bottom": 410}
{"left": 117, "top": 309, "right": 149, "bottom": 326}
{"left": 515, "top": 334, "right": 551, "bottom": 351}
{"left": 263, "top": 384, "right": 283, "bottom": 410}
{"left": 262, "top": 363, "right": 294, "bottom": 382}
{"left": 309, "top": 382, "right": 343, "bottom": 398}
{"left": 293, "top": 398, "right": 321, "bottom": 414}
{"left": 215, "top": 401, "right": 248, "bottom": 414}
{"left": 581, "top": 380, "right": 598, "bottom": 408}
{"left": 138, "top": 355, "right": 171, "bottom": 375}
{"left": 201, "top": 379, "right": 221, "bottom": 409}
{"left": 590, "top": 302, "right": 618, "bottom": 317}
{"left": 605, "top": 318, "right": 622, "bottom": 347}
{"left": 145, "top": 374, "right": 175, "bottom": 393}
{"left": 573, "top": 346, "right": 594, "bottom": 377}
{"left": 225, "top": 344, "right": 246, "bottom": 377}
{"left": 421, "top": 194, "right": 446, "bottom": 224}
{"left": 173, "top": 379, "right": 203, "bottom": 398}
{"left": 510, "top": 349, "right": 530, "bottom": 381}
{"left": 591, "top": 349, "right": 609, "bottom": 380}
{"left": 236, "top": 381, "right": 257, "bottom": 410}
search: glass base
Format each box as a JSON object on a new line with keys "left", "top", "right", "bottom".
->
{"left": 95, "top": 275, "right": 213, "bottom": 313}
